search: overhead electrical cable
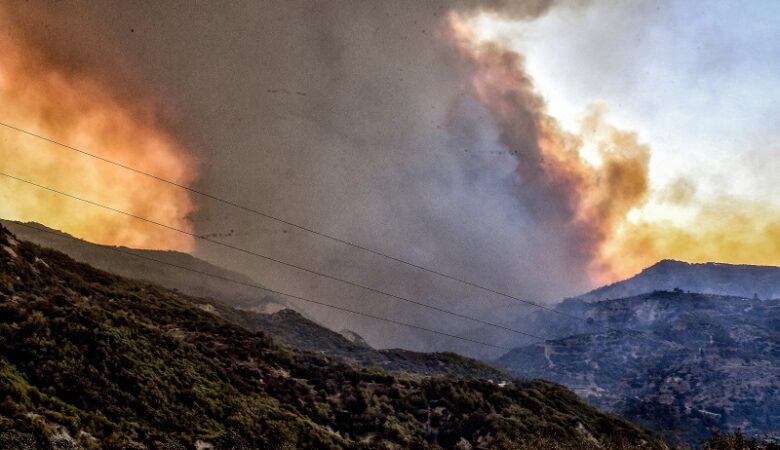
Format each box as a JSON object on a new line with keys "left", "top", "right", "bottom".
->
{"left": 0, "top": 170, "right": 546, "bottom": 342}
{"left": 0, "top": 120, "right": 578, "bottom": 318}
{"left": 0, "top": 119, "right": 672, "bottom": 347}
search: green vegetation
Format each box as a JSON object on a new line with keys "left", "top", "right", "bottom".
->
{"left": 0, "top": 225, "right": 666, "bottom": 449}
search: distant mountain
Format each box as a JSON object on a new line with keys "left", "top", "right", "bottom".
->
{"left": 468, "top": 260, "right": 780, "bottom": 355}
{"left": 576, "top": 259, "right": 780, "bottom": 303}
{"left": 496, "top": 291, "right": 780, "bottom": 446}
{"left": 0, "top": 220, "right": 287, "bottom": 312}
{"left": 0, "top": 224, "right": 665, "bottom": 449}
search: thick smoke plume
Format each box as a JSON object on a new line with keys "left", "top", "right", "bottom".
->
{"left": 0, "top": 1, "right": 595, "bottom": 355}
{"left": 0, "top": 10, "right": 196, "bottom": 251}
{"left": 446, "top": 13, "right": 651, "bottom": 282}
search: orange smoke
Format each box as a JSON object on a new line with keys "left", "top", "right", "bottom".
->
{"left": 605, "top": 200, "right": 780, "bottom": 280}
{"left": 0, "top": 15, "right": 196, "bottom": 251}
{"left": 446, "top": 13, "right": 651, "bottom": 282}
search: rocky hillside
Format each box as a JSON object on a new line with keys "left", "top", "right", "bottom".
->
{"left": 496, "top": 291, "right": 780, "bottom": 446}
{"left": 576, "top": 259, "right": 780, "bottom": 303}
{"left": 0, "top": 224, "right": 665, "bottom": 449}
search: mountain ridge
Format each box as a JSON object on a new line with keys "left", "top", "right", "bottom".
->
{"left": 575, "top": 259, "right": 780, "bottom": 303}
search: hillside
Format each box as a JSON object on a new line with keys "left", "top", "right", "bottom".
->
{"left": 199, "top": 303, "right": 513, "bottom": 380}
{"left": 0, "top": 220, "right": 286, "bottom": 312}
{"left": 0, "top": 224, "right": 666, "bottom": 449}
{"left": 2, "top": 219, "right": 512, "bottom": 381}
{"left": 496, "top": 291, "right": 780, "bottom": 446}
{"left": 576, "top": 260, "right": 780, "bottom": 303}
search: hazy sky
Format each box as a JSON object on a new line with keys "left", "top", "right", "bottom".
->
{"left": 1, "top": 1, "right": 779, "bottom": 355}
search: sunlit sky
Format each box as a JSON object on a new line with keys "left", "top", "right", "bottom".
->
{"left": 472, "top": 0, "right": 780, "bottom": 217}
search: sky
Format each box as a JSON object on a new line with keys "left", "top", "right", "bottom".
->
{"left": 1, "top": 0, "right": 779, "bottom": 354}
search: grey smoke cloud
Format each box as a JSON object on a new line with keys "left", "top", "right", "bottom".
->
{"left": 2, "top": 0, "right": 592, "bottom": 357}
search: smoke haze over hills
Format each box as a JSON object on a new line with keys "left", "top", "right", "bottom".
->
{"left": 2, "top": 1, "right": 780, "bottom": 355}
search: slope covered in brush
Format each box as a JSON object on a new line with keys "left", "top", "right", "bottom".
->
{"left": 2, "top": 219, "right": 515, "bottom": 381}
{"left": 0, "top": 224, "right": 665, "bottom": 449}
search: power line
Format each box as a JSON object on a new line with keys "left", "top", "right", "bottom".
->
{"left": 0, "top": 121, "right": 566, "bottom": 316}
{"left": 0, "top": 121, "right": 761, "bottom": 390}
{"left": 0, "top": 118, "right": 669, "bottom": 347}
{"left": 0, "top": 122, "right": 676, "bottom": 349}
{"left": 0, "top": 168, "right": 677, "bottom": 383}
{"left": 0, "top": 167, "right": 664, "bottom": 348}
{"left": 0, "top": 171, "right": 546, "bottom": 342}
{"left": 0, "top": 170, "right": 674, "bottom": 352}
{"left": 8, "top": 220, "right": 510, "bottom": 351}
{"left": 1, "top": 121, "right": 658, "bottom": 347}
